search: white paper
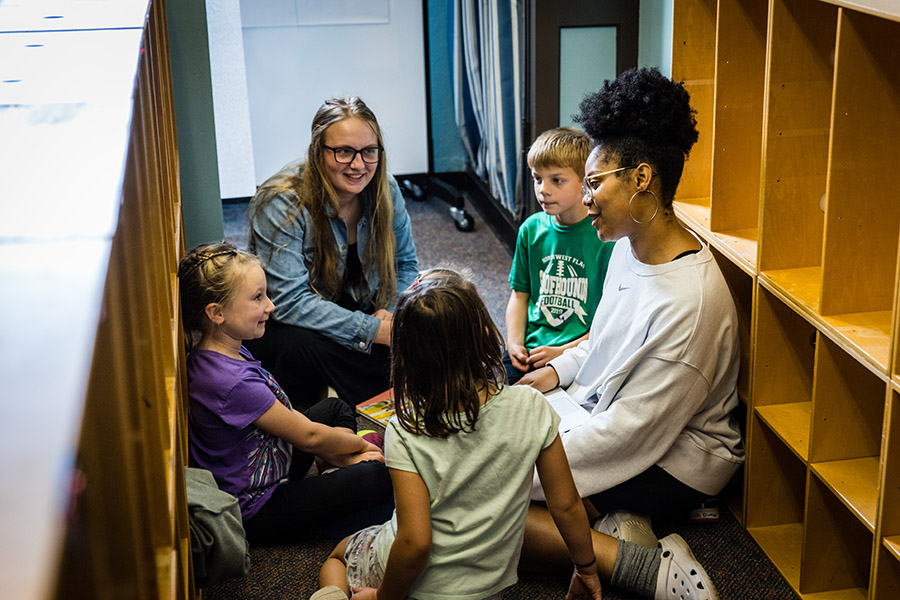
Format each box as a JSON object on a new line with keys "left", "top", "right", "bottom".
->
{"left": 544, "top": 388, "right": 591, "bottom": 434}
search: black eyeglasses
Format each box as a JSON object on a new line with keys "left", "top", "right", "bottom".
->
{"left": 323, "top": 145, "right": 383, "bottom": 164}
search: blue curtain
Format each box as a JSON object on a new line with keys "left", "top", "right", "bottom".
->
{"left": 451, "top": 0, "right": 523, "bottom": 216}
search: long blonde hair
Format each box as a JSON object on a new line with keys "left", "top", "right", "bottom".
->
{"left": 248, "top": 97, "right": 398, "bottom": 309}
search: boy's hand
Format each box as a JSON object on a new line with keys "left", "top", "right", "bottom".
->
{"left": 517, "top": 365, "right": 559, "bottom": 392}
{"left": 350, "top": 587, "right": 379, "bottom": 599}
{"left": 508, "top": 342, "right": 530, "bottom": 372}
{"left": 526, "top": 345, "right": 565, "bottom": 368}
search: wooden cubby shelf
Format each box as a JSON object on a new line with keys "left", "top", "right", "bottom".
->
{"left": 809, "top": 459, "right": 879, "bottom": 531}
{"left": 884, "top": 537, "right": 900, "bottom": 563}
{"left": 756, "top": 402, "right": 810, "bottom": 461}
{"left": 672, "top": 0, "right": 900, "bottom": 597}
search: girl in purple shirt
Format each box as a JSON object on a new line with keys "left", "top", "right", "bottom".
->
{"left": 179, "top": 242, "right": 392, "bottom": 544}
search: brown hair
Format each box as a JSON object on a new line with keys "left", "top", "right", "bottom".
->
{"left": 391, "top": 268, "right": 506, "bottom": 438}
{"left": 247, "top": 97, "right": 398, "bottom": 308}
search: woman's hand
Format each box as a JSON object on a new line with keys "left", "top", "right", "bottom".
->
{"left": 517, "top": 365, "right": 559, "bottom": 392}
{"left": 566, "top": 568, "right": 603, "bottom": 600}
{"left": 372, "top": 309, "right": 393, "bottom": 346}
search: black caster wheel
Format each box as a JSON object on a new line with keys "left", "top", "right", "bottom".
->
{"left": 400, "top": 179, "right": 426, "bottom": 201}
{"left": 451, "top": 207, "right": 475, "bottom": 232}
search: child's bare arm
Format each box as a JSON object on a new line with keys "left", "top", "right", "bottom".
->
{"left": 505, "top": 290, "right": 531, "bottom": 371}
{"left": 253, "top": 402, "right": 383, "bottom": 464}
{"left": 535, "top": 436, "right": 602, "bottom": 599}
{"left": 360, "top": 468, "right": 432, "bottom": 600}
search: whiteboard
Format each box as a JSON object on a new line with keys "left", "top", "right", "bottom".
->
{"left": 240, "top": 0, "right": 429, "bottom": 182}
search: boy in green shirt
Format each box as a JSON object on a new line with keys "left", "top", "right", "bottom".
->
{"left": 505, "top": 127, "right": 614, "bottom": 384}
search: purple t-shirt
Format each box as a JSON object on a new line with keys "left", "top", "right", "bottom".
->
{"left": 186, "top": 346, "right": 292, "bottom": 519}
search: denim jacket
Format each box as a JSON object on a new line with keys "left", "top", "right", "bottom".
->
{"left": 250, "top": 174, "right": 418, "bottom": 353}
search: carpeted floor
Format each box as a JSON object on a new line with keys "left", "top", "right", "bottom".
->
{"left": 214, "top": 189, "right": 799, "bottom": 599}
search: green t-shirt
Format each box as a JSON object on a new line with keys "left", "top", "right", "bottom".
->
{"left": 509, "top": 212, "right": 614, "bottom": 350}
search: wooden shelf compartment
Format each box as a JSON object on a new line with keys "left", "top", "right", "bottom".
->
{"left": 810, "top": 458, "right": 880, "bottom": 531}
{"left": 747, "top": 522, "right": 869, "bottom": 600}
{"left": 671, "top": 0, "right": 716, "bottom": 204}
{"left": 711, "top": 246, "right": 754, "bottom": 401}
{"left": 801, "top": 472, "right": 871, "bottom": 596}
{"left": 747, "top": 522, "right": 805, "bottom": 592}
{"left": 761, "top": 271, "right": 892, "bottom": 378}
{"left": 884, "top": 537, "right": 900, "bottom": 562}
{"left": 880, "top": 391, "right": 900, "bottom": 541}
{"left": 760, "top": 267, "right": 822, "bottom": 316}
{"left": 675, "top": 201, "right": 759, "bottom": 275}
{"left": 818, "top": 8, "right": 900, "bottom": 374}
{"left": 708, "top": 0, "right": 767, "bottom": 243}
{"left": 807, "top": 336, "right": 886, "bottom": 529}
{"left": 746, "top": 414, "right": 807, "bottom": 528}
{"left": 873, "top": 544, "right": 900, "bottom": 600}
{"left": 758, "top": 0, "right": 838, "bottom": 276}
{"left": 752, "top": 285, "right": 816, "bottom": 420}
{"left": 756, "top": 402, "right": 811, "bottom": 461}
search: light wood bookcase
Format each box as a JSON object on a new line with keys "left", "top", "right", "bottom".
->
{"left": 672, "top": 0, "right": 900, "bottom": 598}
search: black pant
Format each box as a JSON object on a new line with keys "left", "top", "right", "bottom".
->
{"left": 586, "top": 465, "right": 708, "bottom": 522}
{"left": 245, "top": 321, "right": 392, "bottom": 409}
{"left": 242, "top": 398, "right": 393, "bottom": 544}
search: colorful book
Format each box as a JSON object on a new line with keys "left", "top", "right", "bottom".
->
{"left": 356, "top": 388, "right": 395, "bottom": 427}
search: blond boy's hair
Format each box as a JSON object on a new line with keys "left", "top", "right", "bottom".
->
{"left": 526, "top": 127, "right": 592, "bottom": 177}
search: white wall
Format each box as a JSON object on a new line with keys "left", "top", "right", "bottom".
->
{"left": 240, "top": 0, "right": 429, "bottom": 185}
{"left": 207, "top": 0, "right": 257, "bottom": 199}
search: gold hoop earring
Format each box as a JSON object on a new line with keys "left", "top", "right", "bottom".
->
{"left": 629, "top": 189, "right": 659, "bottom": 224}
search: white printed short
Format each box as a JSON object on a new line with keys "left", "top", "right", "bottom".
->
{"left": 344, "top": 524, "right": 386, "bottom": 590}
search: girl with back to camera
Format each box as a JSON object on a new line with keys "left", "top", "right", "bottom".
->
{"left": 246, "top": 97, "right": 418, "bottom": 409}
{"left": 310, "top": 269, "right": 603, "bottom": 600}
{"left": 179, "top": 242, "right": 392, "bottom": 545}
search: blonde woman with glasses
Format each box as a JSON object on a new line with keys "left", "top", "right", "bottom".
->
{"left": 246, "top": 97, "right": 418, "bottom": 409}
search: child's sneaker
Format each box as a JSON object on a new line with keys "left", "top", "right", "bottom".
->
{"left": 655, "top": 534, "right": 718, "bottom": 600}
{"left": 310, "top": 586, "right": 349, "bottom": 600}
{"left": 593, "top": 510, "right": 658, "bottom": 548}
{"left": 688, "top": 498, "right": 720, "bottom": 523}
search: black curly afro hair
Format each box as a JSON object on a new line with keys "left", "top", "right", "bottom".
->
{"left": 575, "top": 67, "right": 698, "bottom": 206}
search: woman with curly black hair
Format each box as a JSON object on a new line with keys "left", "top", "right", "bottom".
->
{"left": 519, "top": 68, "right": 742, "bottom": 600}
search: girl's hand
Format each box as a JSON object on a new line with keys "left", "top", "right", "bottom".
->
{"left": 325, "top": 448, "right": 385, "bottom": 468}
{"left": 350, "top": 587, "right": 379, "bottom": 600}
{"left": 526, "top": 345, "right": 564, "bottom": 368}
{"left": 566, "top": 568, "right": 603, "bottom": 600}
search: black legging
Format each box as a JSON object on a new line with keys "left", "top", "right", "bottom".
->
{"left": 587, "top": 465, "right": 708, "bottom": 522}
{"left": 242, "top": 397, "right": 393, "bottom": 544}
{"left": 245, "top": 320, "right": 392, "bottom": 409}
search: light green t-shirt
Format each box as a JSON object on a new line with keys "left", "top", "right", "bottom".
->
{"left": 509, "top": 212, "right": 614, "bottom": 350}
{"left": 373, "top": 385, "right": 561, "bottom": 600}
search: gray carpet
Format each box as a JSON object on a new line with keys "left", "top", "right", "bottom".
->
{"left": 214, "top": 190, "right": 798, "bottom": 599}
